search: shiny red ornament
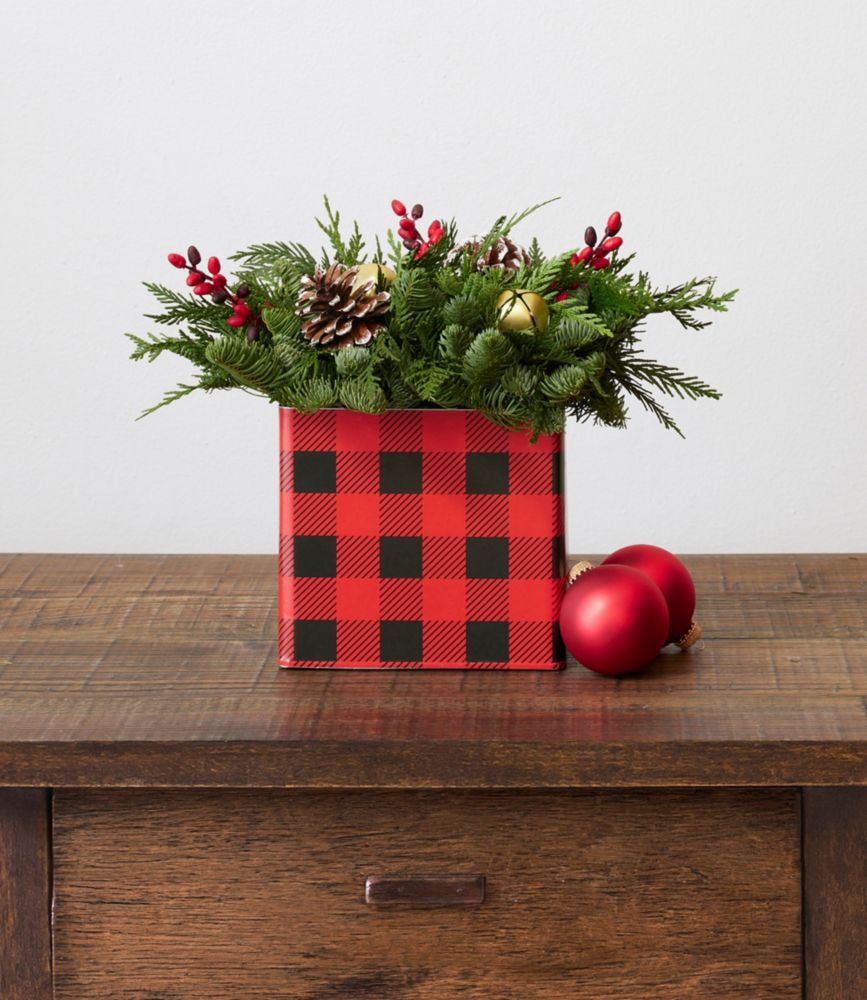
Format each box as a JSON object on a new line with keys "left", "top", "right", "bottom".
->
{"left": 606, "top": 211, "right": 622, "bottom": 235}
{"left": 391, "top": 199, "right": 406, "bottom": 216}
{"left": 603, "top": 544, "right": 696, "bottom": 645}
{"left": 167, "top": 253, "right": 186, "bottom": 268}
{"left": 559, "top": 565, "right": 669, "bottom": 676}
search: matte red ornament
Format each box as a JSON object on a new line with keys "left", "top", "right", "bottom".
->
{"left": 167, "top": 253, "right": 186, "bottom": 268}
{"left": 603, "top": 544, "right": 697, "bottom": 646}
{"left": 559, "top": 564, "right": 669, "bottom": 676}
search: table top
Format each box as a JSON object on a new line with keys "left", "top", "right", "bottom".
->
{"left": 0, "top": 553, "right": 864, "bottom": 789}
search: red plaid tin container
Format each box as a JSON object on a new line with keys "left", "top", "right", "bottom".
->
{"left": 278, "top": 408, "right": 566, "bottom": 670}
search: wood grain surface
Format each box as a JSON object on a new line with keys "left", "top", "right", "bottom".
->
{"left": 53, "top": 788, "right": 802, "bottom": 1000}
{"left": 0, "top": 789, "right": 52, "bottom": 1000}
{"left": 0, "top": 553, "right": 864, "bottom": 788}
{"left": 803, "top": 787, "right": 867, "bottom": 999}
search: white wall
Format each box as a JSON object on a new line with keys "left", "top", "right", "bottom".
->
{"left": 1, "top": 0, "right": 865, "bottom": 554}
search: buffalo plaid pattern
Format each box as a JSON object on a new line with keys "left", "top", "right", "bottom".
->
{"left": 278, "top": 408, "right": 566, "bottom": 670}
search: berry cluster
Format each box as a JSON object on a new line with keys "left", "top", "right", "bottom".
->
{"left": 390, "top": 199, "right": 444, "bottom": 259}
{"left": 553, "top": 211, "right": 624, "bottom": 302}
{"left": 571, "top": 211, "right": 623, "bottom": 271}
{"left": 167, "top": 245, "right": 261, "bottom": 341}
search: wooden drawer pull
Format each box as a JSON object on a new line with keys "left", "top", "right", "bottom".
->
{"left": 365, "top": 874, "right": 486, "bottom": 909}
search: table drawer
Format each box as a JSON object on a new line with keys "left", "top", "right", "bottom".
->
{"left": 52, "top": 789, "right": 801, "bottom": 999}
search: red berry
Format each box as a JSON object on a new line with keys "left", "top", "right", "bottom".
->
{"left": 415, "top": 242, "right": 431, "bottom": 259}
{"left": 233, "top": 301, "right": 252, "bottom": 318}
{"left": 430, "top": 229, "right": 444, "bottom": 244}
{"left": 572, "top": 247, "right": 593, "bottom": 265}
{"left": 411, "top": 203, "right": 423, "bottom": 219}
{"left": 548, "top": 280, "right": 559, "bottom": 290}
{"left": 167, "top": 253, "right": 186, "bottom": 268}
{"left": 193, "top": 281, "right": 214, "bottom": 295}
{"left": 212, "top": 273, "right": 227, "bottom": 288}
{"left": 591, "top": 257, "right": 610, "bottom": 270}
{"left": 226, "top": 315, "right": 245, "bottom": 327}
{"left": 391, "top": 199, "right": 406, "bottom": 216}
{"left": 606, "top": 211, "right": 622, "bottom": 235}
{"left": 186, "top": 271, "right": 204, "bottom": 286}
{"left": 428, "top": 220, "right": 442, "bottom": 238}
{"left": 555, "top": 292, "right": 569, "bottom": 302}
{"left": 600, "top": 236, "right": 623, "bottom": 253}
{"left": 398, "top": 218, "right": 417, "bottom": 232}
{"left": 584, "top": 226, "right": 597, "bottom": 247}
{"left": 207, "top": 256, "right": 221, "bottom": 275}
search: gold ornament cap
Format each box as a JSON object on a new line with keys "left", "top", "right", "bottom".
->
{"left": 495, "top": 288, "right": 550, "bottom": 333}
{"left": 676, "top": 621, "right": 702, "bottom": 649}
{"left": 351, "top": 262, "right": 396, "bottom": 293}
{"left": 566, "top": 560, "right": 594, "bottom": 584}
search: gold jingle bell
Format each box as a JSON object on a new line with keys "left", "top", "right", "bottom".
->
{"left": 495, "top": 288, "right": 550, "bottom": 333}
{"left": 352, "top": 262, "right": 396, "bottom": 293}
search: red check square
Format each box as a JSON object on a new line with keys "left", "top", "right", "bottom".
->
{"left": 509, "top": 494, "right": 560, "bottom": 538}
{"left": 337, "top": 577, "right": 380, "bottom": 620}
{"left": 422, "top": 578, "right": 466, "bottom": 621}
{"left": 422, "top": 492, "right": 465, "bottom": 536}
{"left": 509, "top": 578, "right": 560, "bottom": 622}
{"left": 336, "top": 493, "right": 379, "bottom": 535}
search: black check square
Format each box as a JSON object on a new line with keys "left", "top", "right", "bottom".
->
{"left": 551, "top": 452, "right": 562, "bottom": 494}
{"left": 293, "top": 451, "right": 336, "bottom": 493}
{"left": 380, "top": 452, "right": 423, "bottom": 493}
{"left": 466, "top": 621, "right": 509, "bottom": 662}
{"left": 380, "top": 536, "right": 423, "bottom": 578}
{"left": 380, "top": 620, "right": 423, "bottom": 661}
{"left": 466, "top": 537, "right": 509, "bottom": 579}
{"left": 294, "top": 536, "right": 337, "bottom": 577}
{"left": 294, "top": 619, "right": 337, "bottom": 661}
{"left": 466, "top": 452, "right": 509, "bottom": 494}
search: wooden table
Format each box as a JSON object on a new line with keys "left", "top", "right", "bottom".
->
{"left": 0, "top": 553, "right": 864, "bottom": 998}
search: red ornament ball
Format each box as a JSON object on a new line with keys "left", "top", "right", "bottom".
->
{"left": 603, "top": 544, "right": 696, "bottom": 645}
{"left": 559, "top": 564, "right": 669, "bottom": 676}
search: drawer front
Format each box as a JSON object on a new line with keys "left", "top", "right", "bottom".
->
{"left": 52, "top": 789, "right": 801, "bottom": 999}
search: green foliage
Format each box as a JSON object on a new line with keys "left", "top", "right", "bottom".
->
{"left": 130, "top": 197, "right": 736, "bottom": 435}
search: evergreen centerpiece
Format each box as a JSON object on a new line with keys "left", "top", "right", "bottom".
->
{"left": 128, "top": 198, "right": 735, "bottom": 672}
{"left": 129, "top": 198, "right": 734, "bottom": 437}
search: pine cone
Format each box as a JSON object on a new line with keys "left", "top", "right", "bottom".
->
{"left": 452, "top": 236, "right": 530, "bottom": 273}
{"left": 297, "top": 264, "right": 389, "bottom": 348}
